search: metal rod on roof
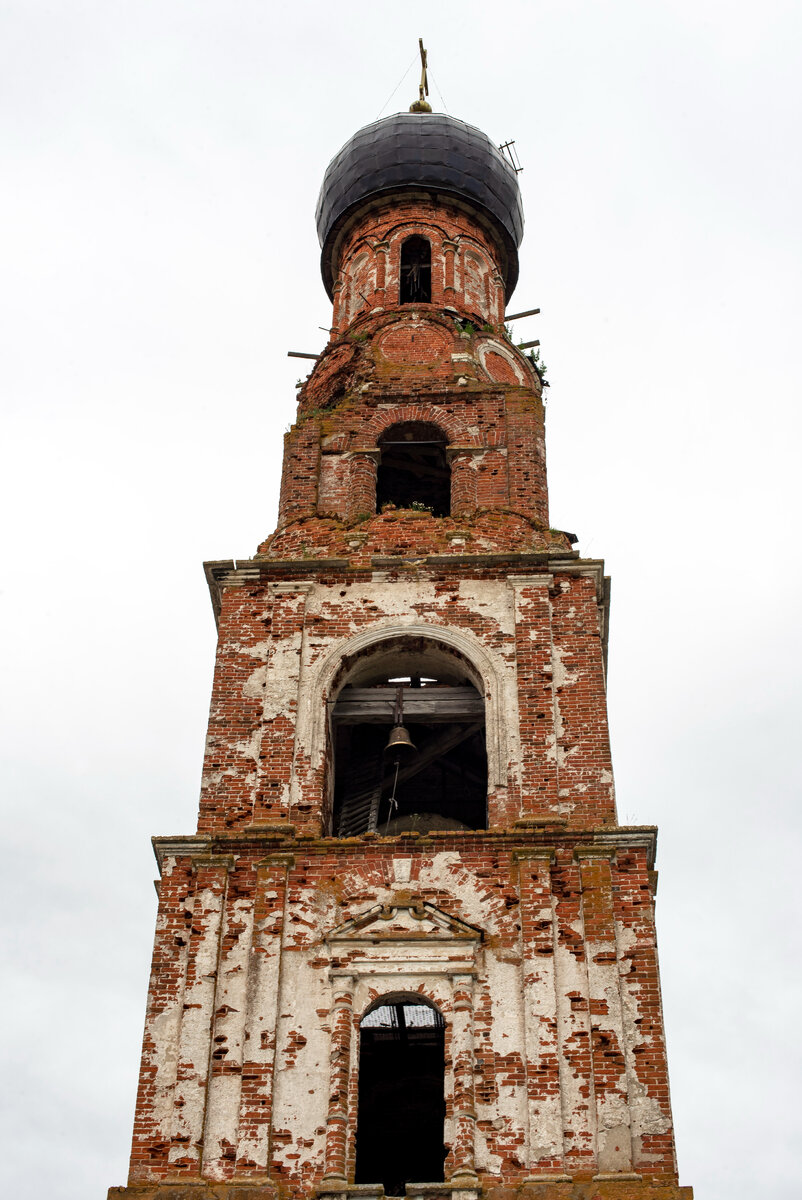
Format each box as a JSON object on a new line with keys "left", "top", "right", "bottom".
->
{"left": 505, "top": 307, "right": 541, "bottom": 320}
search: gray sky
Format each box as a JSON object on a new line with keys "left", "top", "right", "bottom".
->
{"left": 2, "top": 2, "right": 800, "bottom": 1197}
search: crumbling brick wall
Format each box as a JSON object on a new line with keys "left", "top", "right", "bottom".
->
{"left": 113, "top": 165, "right": 691, "bottom": 1200}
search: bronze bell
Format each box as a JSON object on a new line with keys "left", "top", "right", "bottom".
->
{"left": 384, "top": 684, "right": 417, "bottom": 756}
{"left": 384, "top": 723, "right": 416, "bottom": 754}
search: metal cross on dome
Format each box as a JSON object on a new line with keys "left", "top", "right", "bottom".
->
{"left": 409, "top": 38, "right": 432, "bottom": 113}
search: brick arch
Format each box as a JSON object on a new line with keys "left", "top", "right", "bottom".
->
{"left": 361, "top": 404, "right": 477, "bottom": 449}
{"left": 381, "top": 218, "right": 451, "bottom": 243}
{"left": 379, "top": 220, "right": 494, "bottom": 271}
{"left": 341, "top": 232, "right": 378, "bottom": 259}
{"left": 339, "top": 218, "right": 447, "bottom": 265}
{"left": 375, "top": 222, "right": 449, "bottom": 282}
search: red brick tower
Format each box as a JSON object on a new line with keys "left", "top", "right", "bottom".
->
{"left": 110, "top": 104, "right": 693, "bottom": 1200}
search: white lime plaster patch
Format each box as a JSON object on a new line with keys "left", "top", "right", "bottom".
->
{"left": 147, "top": 1002, "right": 184, "bottom": 1131}
{"left": 474, "top": 1121, "right": 503, "bottom": 1174}
{"left": 551, "top": 645, "right": 578, "bottom": 690}
{"left": 228, "top": 639, "right": 271, "bottom": 660}
{"left": 243, "top": 665, "right": 268, "bottom": 699}
{"left": 262, "top": 634, "right": 304, "bottom": 720}
{"left": 233, "top": 728, "right": 262, "bottom": 762}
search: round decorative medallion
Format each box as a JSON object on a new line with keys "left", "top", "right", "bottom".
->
{"left": 376, "top": 322, "right": 450, "bottom": 364}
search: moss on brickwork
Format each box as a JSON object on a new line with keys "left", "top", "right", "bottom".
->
{"left": 280, "top": 306, "right": 548, "bottom": 539}
{"left": 258, "top": 512, "right": 572, "bottom": 560}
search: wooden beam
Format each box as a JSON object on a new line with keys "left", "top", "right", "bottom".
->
{"left": 505, "top": 307, "right": 540, "bottom": 321}
{"left": 333, "top": 686, "right": 483, "bottom": 724}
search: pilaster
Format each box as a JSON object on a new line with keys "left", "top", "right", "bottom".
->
{"left": 515, "top": 848, "right": 564, "bottom": 1174}
{"left": 323, "top": 974, "right": 356, "bottom": 1187}
{"left": 169, "top": 856, "right": 234, "bottom": 1173}
{"left": 575, "top": 847, "right": 633, "bottom": 1175}
{"left": 235, "top": 853, "right": 294, "bottom": 1173}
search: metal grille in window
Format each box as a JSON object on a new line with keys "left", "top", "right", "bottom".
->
{"left": 361, "top": 1003, "right": 443, "bottom": 1030}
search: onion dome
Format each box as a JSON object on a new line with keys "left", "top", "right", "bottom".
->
{"left": 316, "top": 112, "right": 524, "bottom": 300}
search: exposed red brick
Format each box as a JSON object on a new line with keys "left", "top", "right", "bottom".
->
{"left": 111, "top": 121, "right": 692, "bottom": 1200}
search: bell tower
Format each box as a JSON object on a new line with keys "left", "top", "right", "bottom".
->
{"left": 110, "top": 94, "right": 694, "bottom": 1200}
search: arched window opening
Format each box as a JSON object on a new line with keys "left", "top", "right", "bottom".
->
{"left": 331, "top": 640, "right": 488, "bottom": 837}
{"left": 400, "top": 236, "right": 431, "bottom": 304}
{"left": 355, "top": 998, "right": 445, "bottom": 1194}
{"left": 376, "top": 422, "right": 450, "bottom": 516}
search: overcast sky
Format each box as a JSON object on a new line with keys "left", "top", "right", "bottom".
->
{"left": 2, "top": 3, "right": 801, "bottom": 1198}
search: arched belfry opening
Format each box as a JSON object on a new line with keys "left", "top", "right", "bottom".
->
{"left": 376, "top": 422, "right": 450, "bottom": 516}
{"left": 399, "top": 235, "right": 431, "bottom": 303}
{"left": 355, "top": 996, "right": 446, "bottom": 1194}
{"left": 331, "top": 637, "right": 487, "bottom": 837}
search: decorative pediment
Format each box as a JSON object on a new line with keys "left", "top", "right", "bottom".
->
{"left": 325, "top": 901, "right": 484, "bottom": 945}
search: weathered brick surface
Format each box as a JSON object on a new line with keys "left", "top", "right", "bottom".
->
{"left": 270, "top": 307, "right": 551, "bottom": 551}
{"left": 114, "top": 138, "right": 691, "bottom": 1200}
{"left": 194, "top": 565, "right": 615, "bottom": 837}
{"left": 119, "top": 835, "right": 682, "bottom": 1197}
{"left": 111, "top": 1183, "right": 693, "bottom": 1200}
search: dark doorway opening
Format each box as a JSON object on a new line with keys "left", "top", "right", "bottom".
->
{"left": 400, "top": 236, "right": 432, "bottom": 304}
{"left": 376, "top": 422, "right": 450, "bottom": 516}
{"left": 355, "top": 999, "right": 446, "bottom": 1195}
{"left": 332, "top": 672, "right": 487, "bottom": 838}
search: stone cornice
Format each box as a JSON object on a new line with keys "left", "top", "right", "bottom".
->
{"left": 152, "top": 826, "right": 658, "bottom": 874}
{"left": 204, "top": 559, "right": 350, "bottom": 624}
{"left": 204, "top": 554, "right": 610, "bottom": 650}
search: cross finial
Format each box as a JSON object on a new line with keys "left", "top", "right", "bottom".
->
{"left": 409, "top": 38, "right": 432, "bottom": 113}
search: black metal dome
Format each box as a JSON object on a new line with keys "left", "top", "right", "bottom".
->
{"left": 316, "top": 112, "right": 524, "bottom": 300}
